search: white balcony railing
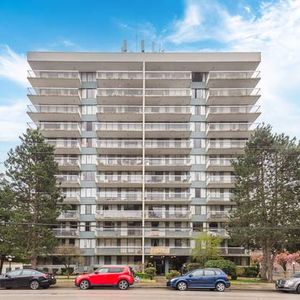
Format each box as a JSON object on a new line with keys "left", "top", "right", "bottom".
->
{"left": 207, "top": 105, "right": 260, "bottom": 115}
{"left": 95, "top": 123, "right": 191, "bottom": 131}
{"left": 207, "top": 88, "right": 260, "bottom": 98}
{"left": 96, "top": 210, "right": 142, "bottom": 219}
{"left": 145, "top": 123, "right": 191, "bottom": 131}
{"left": 207, "top": 123, "right": 252, "bottom": 132}
{"left": 145, "top": 174, "right": 190, "bottom": 183}
{"left": 207, "top": 176, "right": 235, "bottom": 184}
{"left": 95, "top": 123, "right": 142, "bottom": 131}
{"left": 98, "top": 157, "right": 143, "bottom": 166}
{"left": 145, "top": 89, "right": 191, "bottom": 97}
{"left": 207, "top": 211, "right": 230, "bottom": 219}
{"left": 206, "top": 158, "right": 232, "bottom": 168}
{"left": 145, "top": 157, "right": 191, "bottom": 166}
{"left": 28, "top": 70, "right": 80, "bottom": 79}
{"left": 97, "top": 106, "right": 142, "bottom": 114}
{"left": 57, "top": 210, "right": 79, "bottom": 220}
{"left": 57, "top": 174, "right": 80, "bottom": 183}
{"left": 145, "top": 71, "right": 191, "bottom": 80}
{"left": 97, "top": 106, "right": 192, "bottom": 114}
{"left": 55, "top": 157, "right": 80, "bottom": 167}
{"left": 96, "top": 174, "right": 143, "bottom": 183}
{"left": 97, "top": 71, "right": 143, "bottom": 80}
{"left": 207, "top": 140, "right": 247, "bottom": 149}
{"left": 207, "top": 193, "right": 233, "bottom": 202}
{"left": 145, "top": 192, "right": 191, "bottom": 201}
{"left": 39, "top": 122, "right": 80, "bottom": 131}
{"left": 207, "top": 70, "right": 260, "bottom": 80}
{"left": 53, "top": 228, "right": 79, "bottom": 237}
{"left": 28, "top": 105, "right": 80, "bottom": 114}
{"left": 97, "top": 88, "right": 143, "bottom": 97}
{"left": 47, "top": 139, "right": 81, "bottom": 148}
{"left": 28, "top": 87, "right": 80, "bottom": 97}
{"left": 96, "top": 140, "right": 142, "bottom": 148}
{"left": 145, "top": 140, "right": 191, "bottom": 148}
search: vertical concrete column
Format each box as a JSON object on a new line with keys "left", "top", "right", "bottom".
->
{"left": 164, "top": 257, "right": 170, "bottom": 274}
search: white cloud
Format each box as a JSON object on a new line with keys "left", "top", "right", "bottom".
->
{"left": 0, "top": 45, "right": 29, "bottom": 86}
{"left": 165, "top": 0, "right": 300, "bottom": 138}
{"left": 0, "top": 100, "right": 29, "bottom": 142}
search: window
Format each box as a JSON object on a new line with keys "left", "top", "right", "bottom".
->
{"left": 104, "top": 256, "right": 111, "bottom": 264}
{"left": 81, "top": 172, "right": 95, "bottom": 181}
{"left": 21, "top": 269, "right": 35, "bottom": 276}
{"left": 117, "top": 256, "right": 123, "bottom": 265}
{"left": 98, "top": 267, "right": 110, "bottom": 273}
{"left": 7, "top": 270, "right": 22, "bottom": 277}
{"left": 82, "top": 105, "right": 97, "bottom": 115}
{"left": 175, "top": 239, "right": 182, "bottom": 247}
{"left": 191, "top": 269, "right": 203, "bottom": 277}
{"left": 192, "top": 72, "right": 204, "bottom": 82}
{"left": 108, "top": 267, "right": 124, "bottom": 273}
{"left": 204, "top": 270, "right": 216, "bottom": 276}
{"left": 81, "top": 72, "right": 96, "bottom": 82}
{"left": 85, "top": 222, "right": 90, "bottom": 231}
{"left": 81, "top": 89, "right": 96, "bottom": 99}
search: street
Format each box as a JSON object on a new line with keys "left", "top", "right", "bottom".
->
{"left": 0, "top": 288, "right": 298, "bottom": 300}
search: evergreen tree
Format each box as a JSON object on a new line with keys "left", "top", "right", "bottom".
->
{"left": 228, "top": 124, "right": 300, "bottom": 282}
{"left": 3, "top": 129, "right": 63, "bottom": 268}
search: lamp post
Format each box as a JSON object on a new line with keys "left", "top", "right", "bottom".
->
{"left": 292, "top": 261, "right": 296, "bottom": 275}
{"left": 5, "top": 255, "right": 15, "bottom": 272}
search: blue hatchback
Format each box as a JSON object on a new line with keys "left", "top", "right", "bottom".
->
{"left": 167, "top": 268, "right": 231, "bottom": 292}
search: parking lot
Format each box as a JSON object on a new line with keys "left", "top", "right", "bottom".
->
{"left": 0, "top": 287, "right": 299, "bottom": 300}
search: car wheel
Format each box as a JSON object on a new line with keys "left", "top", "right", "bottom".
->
{"left": 177, "top": 281, "right": 188, "bottom": 291}
{"left": 215, "top": 282, "right": 226, "bottom": 292}
{"left": 30, "top": 280, "right": 40, "bottom": 290}
{"left": 296, "top": 284, "right": 300, "bottom": 294}
{"left": 118, "top": 280, "right": 129, "bottom": 290}
{"left": 79, "top": 279, "right": 90, "bottom": 290}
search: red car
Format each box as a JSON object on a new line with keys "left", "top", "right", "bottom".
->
{"left": 75, "top": 265, "right": 134, "bottom": 290}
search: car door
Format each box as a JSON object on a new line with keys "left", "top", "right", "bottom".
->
{"left": 89, "top": 267, "right": 109, "bottom": 285}
{"left": 186, "top": 269, "right": 205, "bottom": 288}
{"left": 203, "top": 269, "right": 216, "bottom": 288}
{"left": 18, "top": 269, "right": 35, "bottom": 287}
{"left": 4, "top": 270, "right": 22, "bottom": 288}
{"left": 108, "top": 267, "right": 124, "bottom": 285}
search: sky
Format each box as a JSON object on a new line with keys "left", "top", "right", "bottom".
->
{"left": 0, "top": 0, "right": 300, "bottom": 169}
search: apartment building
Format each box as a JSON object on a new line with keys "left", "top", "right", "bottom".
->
{"left": 27, "top": 51, "right": 260, "bottom": 274}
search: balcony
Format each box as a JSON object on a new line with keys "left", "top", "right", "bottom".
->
{"left": 207, "top": 229, "right": 229, "bottom": 239}
{"left": 97, "top": 88, "right": 143, "bottom": 105}
{"left": 207, "top": 211, "right": 230, "bottom": 221}
{"left": 96, "top": 246, "right": 143, "bottom": 255}
{"left": 28, "top": 70, "right": 81, "bottom": 88}
{"left": 95, "top": 122, "right": 142, "bottom": 138}
{"left": 97, "top": 192, "right": 142, "bottom": 203}
{"left": 145, "top": 140, "right": 191, "bottom": 155}
{"left": 146, "top": 210, "right": 191, "bottom": 220}
{"left": 145, "top": 157, "right": 191, "bottom": 171}
{"left": 95, "top": 210, "right": 142, "bottom": 220}
{"left": 145, "top": 89, "right": 191, "bottom": 105}
{"left": 206, "top": 158, "right": 234, "bottom": 172}
{"left": 144, "top": 246, "right": 191, "bottom": 256}
{"left": 206, "top": 140, "right": 247, "bottom": 155}
{"left": 206, "top": 105, "right": 260, "bottom": 123}
{"left": 96, "top": 71, "right": 143, "bottom": 88}
{"left": 55, "top": 157, "right": 80, "bottom": 171}
{"left": 206, "top": 88, "right": 260, "bottom": 105}
{"left": 57, "top": 210, "right": 80, "bottom": 221}
{"left": 145, "top": 123, "right": 191, "bottom": 138}
{"left": 145, "top": 174, "right": 190, "bottom": 188}
{"left": 95, "top": 140, "right": 142, "bottom": 155}
{"left": 39, "top": 122, "right": 81, "bottom": 138}
{"left": 27, "top": 88, "right": 81, "bottom": 105}
{"left": 97, "top": 106, "right": 142, "bottom": 122}
{"left": 206, "top": 193, "right": 234, "bottom": 205}
{"left": 57, "top": 174, "right": 80, "bottom": 188}
{"left": 145, "top": 71, "right": 191, "bottom": 88}
{"left": 47, "top": 139, "right": 81, "bottom": 155}
{"left": 206, "top": 175, "right": 235, "bottom": 188}
{"left": 53, "top": 228, "right": 79, "bottom": 237}
{"left": 145, "top": 106, "right": 192, "bottom": 122}
{"left": 219, "top": 247, "right": 250, "bottom": 256}
{"left": 95, "top": 227, "right": 143, "bottom": 238}
{"left": 62, "top": 194, "right": 80, "bottom": 204}
{"left": 206, "top": 71, "right": 260, "bottom": 88}
{"left": 206, "top": 123, "right": 253, "bottom": 138}
{"left": 28, "top": 105, "right": 81, "bottom": 122}
{"left": 97, "top": 157, "right": 142, "bottom": 171}
{"left": 145, "top": 192, "right": 191, "bottom": 203}
{"left": 96, "top": 174, "right": 142, "bottom": 188}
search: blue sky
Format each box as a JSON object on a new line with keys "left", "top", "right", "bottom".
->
{"left": 0, "top": 0, "right": 300, "bottom": 169}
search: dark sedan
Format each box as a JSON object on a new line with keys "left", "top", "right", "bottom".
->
{"left": 0, "top": 269, "right": 56, "bottom": 289}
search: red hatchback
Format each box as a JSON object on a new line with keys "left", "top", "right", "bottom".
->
{"left": 75, "top": 265, "right": 134, "bottom": 290}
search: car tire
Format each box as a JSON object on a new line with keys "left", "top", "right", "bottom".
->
{"left": 176, "top": 281, "right": 188, "bottom": 291}
{"left": 296, "top": 284, "right": 300, "bottom": 294}
{"left": 79, "top": 279, "right": 90, "bottom": 290}
{"left": 215, "top": 282, "right": 226, "bottom": 292}
{"left": 30, "top": 280, "right": 40, "bottom": 290}
{"left": 118, "top": 279, "right": 129, "bottom": 290}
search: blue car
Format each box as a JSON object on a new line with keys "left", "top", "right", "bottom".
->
{"left": 167, "top": 268, "right": 231, "bottom": 292}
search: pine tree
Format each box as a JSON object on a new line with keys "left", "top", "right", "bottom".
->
{"left": 228, "top": 124, "right": 300, "bottom": 282}
{"left": 4, "top": 129, "right": 63, "bottom": 268}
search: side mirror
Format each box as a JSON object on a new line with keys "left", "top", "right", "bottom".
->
{"left": 94, "top": 271, "right": 99, "bottom": 274}
{"left": 5, "top": 274, "right": 10, "bottom": 278}
{"left": 188, "top": 274, "right": 193, "bottom": 277}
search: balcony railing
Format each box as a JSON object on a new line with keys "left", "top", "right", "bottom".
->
{"left": 28, "top": 87, "right": 80, "bottom": 97}
{"left": 96, "top": 210, "right": 142, "bottom": 219}
{"left": 145, "top": 123, "right": 191, "bottom": 131}
{"left": 207, "top": 105, "right": 260, "bottom": 115}
{"left": 219, "top": 247, "right": 249, "bottom": 255}
{"left": 53, "top": 228, "right": 79, "bottom": 237}
{"left": 97, "top": 88, "right": 143, "bottom": 97}
{"left": 145, "top": 192, "right": 191, "bottom": 201}
{"left": 97, "top": 106, "right": 142, "bottom": 114}
{"left": 57, "top": 174, "right": 80, "bottom": 183}
{"left": 206, "top": 158, "right": 232, "bottom": 168}
{"left": 96, "top": 174, "right": 142, "bottom": 183}
{"left": 57, "top": 210, "right": 79, "bottom": 220}
{"left": 145, "top": 174, "right": 190, "bottom": 183}
{"left": 207, "top": 176, "right": 235, "bottom": 184}
{"left": 207, "top": 71, "right": 260, "bottom": 80}
{"left": 208, "top": 228, "right": 229, "bottom": 238}
{"left": 95, "top": 123, "right": 142, "bottom": 131}
{"left": 96, "top": 140, "right": 142, "bottom": 148}
{"left": 207, "top": 211, "right": 230, "bottom": 219}
{"left": 97, "top": 106, "right": 192, "bottom": 114}
{"left": 207, "top": 140, "right": 247, "bottom": 149}
{"left": 95, "top": 123, "right": 191, "bottom": 131}
{"left": 146, "top": 210, "right": 191, "bottom": 219}
{"left": 145, "top": 71, "right": 191, "bottom": 80}
{"left": 98, "top": 157, "right": 142, "bottom": 166}
{"left": 145, "top": 140, "right": 191, "bottom": 148}
{"left": 145, "top": 157, "right": 191, "bottom": 166}
{"left": 28, "top": 70, "right": 80, "bottom": 79}
{"left": 145, "top": 89, "right": 191, "bottom": 97}
{"left": 47, "top": 139, "right": 81, "bottom": 148}
{"left": 207, "top": 88, "right": 260, "bottom": 98}
{"left": 55, "top": 157, "right": 80, "bottom": 167}
{"left": 97, "top": 71, "right": 143, "bottom": 80}
{"left": 207, "top": 123, "right": 252, "bottom": 132}
{"left": 39, "top": 122, "right": 80, "bottom": 131}
{"left": 28, "top": 105, "right": 80, "bottom": 114}
{"left": 207, "top": 193, "right": 233, "bottom": 202}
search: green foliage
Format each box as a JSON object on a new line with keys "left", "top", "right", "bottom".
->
{"left": 228, "top": 124, "right": 300, "bottom": 281}
{"left": 2, "top": 129, "right": 63, "bottom": 267}
{"left": 192, "top": 232, "right": 222, "bottom": 266}
{"left": 186, "top": 263, "right": 202, "bottom": 272}
{"left": 144, "top": 267, "right": 156, "bottom": 279}
{"left": 134, "top": 271, "right": 151, "bottom": 280}
{"left": 166, "top": 270, "right": 181, "bottom": 280}
{"left": 205, "top": 259, "right": 237, "bottom": 279}
{"left": 243, "top": 266, "right": 259, "bottom": 278}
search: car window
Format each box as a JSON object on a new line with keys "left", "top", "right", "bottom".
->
{"left": 108, "top": 267, "right": 124, "bottom": 273}
{"left": 214, "top": 270, "right": 222, "bottom": 275}
{"left": 204, "top": 270, "right": 216, "bottom": 276}
{"left": 6, "top": 270, "right": 22, "bottom": 277}
{"left": 21, "top": 270, "right": 35, "bottom": 276}
{"left": 191, "top": 269, "right": 203, "bottom": 277}
{"left": 98, "top": 268, "right": 109, "bottom": 273}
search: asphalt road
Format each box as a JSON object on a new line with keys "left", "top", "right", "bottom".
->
{"left": 0, "top": 288, "right": 298, "bottom": 300}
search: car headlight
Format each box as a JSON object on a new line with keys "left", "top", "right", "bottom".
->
{"left": 284, "top": 280, "right": 294, "bottom": 287}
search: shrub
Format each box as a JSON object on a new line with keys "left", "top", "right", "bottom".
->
{"left": 134, "top": 272, "right": 151, "bottom": 280}
{"left": 236, "top": 266, "right": 245, "bottom": 277}
{"left": 186, "top": 263, "right": 202, "bottom": 272}
{"left": 243, "top": 266, "right": 259, "bottom": 278}
{"left": 205, "top": 259, "right": 237, "bottom": 279}
{"left": 166, "top": 270, "right": 181, "bottom": 280}
{"left": 144, "top": 267, "right": 156, "bottom": 280}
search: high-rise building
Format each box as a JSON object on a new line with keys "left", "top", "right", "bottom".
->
{"left": 27, "top": 51, "right": 260, "bottom": 273}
